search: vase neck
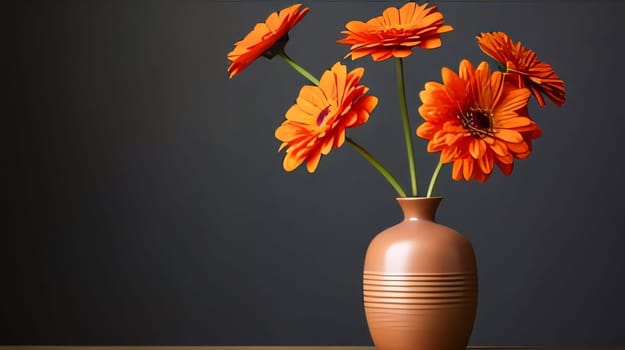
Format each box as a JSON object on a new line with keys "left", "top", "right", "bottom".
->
{"left": 397, "top": 197, "right": 442, "bottom": 221}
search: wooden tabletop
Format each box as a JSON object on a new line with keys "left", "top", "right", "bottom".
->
{"left": 0, "top": 347, "right": 616, "bottom": 350}
{"left": 0, "top": 348, "right": 530, "bottom": 350}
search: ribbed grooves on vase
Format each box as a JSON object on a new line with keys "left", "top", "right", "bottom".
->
{"left": 364, "top": 272, "right": 477, "bottom": 310}
{"left": 365, "top": 309, "right": 435, "bottom": 330}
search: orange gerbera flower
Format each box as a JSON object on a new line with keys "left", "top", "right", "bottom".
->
{"left": 416, "top": 59, "right": 541, "bottom": 182}
{"left": 477, "top": 31, "right": 566, "bottom": 107}
{"left": 275, "top": 62, "right": 378, "bottom": 173}
{"left": 227, "top": 4, "right": 309, "bottom": 78}
{"left": 337, "top": 2, "right": 453, "bottom": 61}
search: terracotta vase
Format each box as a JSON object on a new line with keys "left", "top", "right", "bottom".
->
{"left": 363, "top": 197, "right": 478, "bottom": 350}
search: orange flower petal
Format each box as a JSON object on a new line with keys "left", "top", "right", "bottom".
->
{"left": 478, "top": 150, "right": 494, "bottom": 174}
{"left": 452, "top": 159, "right": 463, "bottom": 181}
{"left": 494, "top": 129, "right": 523, "bottom": 143}
{"left": 496, "top": 116, "right": 532, "bottom": 129}
{"left": 305, "top": 150, "right": 322, "bottom": 173}
{"left": 462, "top": 157, "right": 474, "bottom": 180}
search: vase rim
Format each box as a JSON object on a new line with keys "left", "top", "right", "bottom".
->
{"left": 395, "top": 196, "right": 443, "bottom": 201}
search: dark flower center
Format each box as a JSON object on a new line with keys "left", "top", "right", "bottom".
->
{"left": 316, "top": 106, "right": 331, "bottom": 126}
{"left": 458, "top": 107, "right": 493, "bottom": 138}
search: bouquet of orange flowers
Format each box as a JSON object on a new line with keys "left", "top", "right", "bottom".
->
{"left": 226, "top": 2, "right": 565, "bottom": 198}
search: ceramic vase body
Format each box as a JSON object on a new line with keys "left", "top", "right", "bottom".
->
{"left": 363, "top": 197, "right": 477, "bottom": 350}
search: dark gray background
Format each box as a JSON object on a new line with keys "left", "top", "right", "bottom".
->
{"left": 6, "top": 0, "right": 625, "bottom": 346}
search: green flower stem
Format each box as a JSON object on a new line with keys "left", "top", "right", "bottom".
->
{"left": 347, "top": 137, "right": 407, "bottom": 198}
{"left": 426, "top": 160, "right": 443, "bottom": 198}
{"left": 396, "top": 58, "right": 418, "bottom": 196}
{"left": 279, "top": 52, "right": 319, "bottom": 85}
